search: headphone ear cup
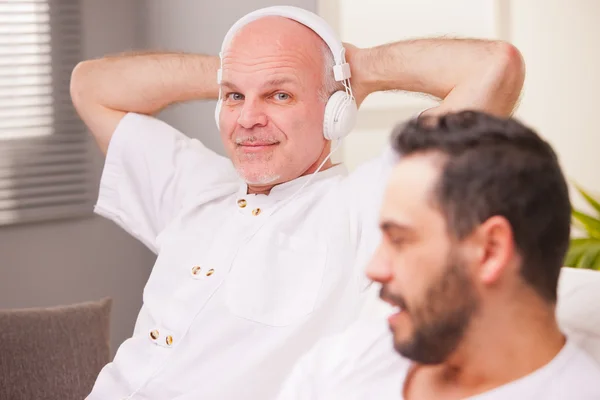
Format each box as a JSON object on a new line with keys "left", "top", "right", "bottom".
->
{"left": 323, "top": 90, "right": 357, "bottom": 140}
{"left": 215, "top": 99, "right": 222, "bottom": 130}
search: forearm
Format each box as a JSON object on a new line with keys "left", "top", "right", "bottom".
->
{"left": 71, "top": 52, "right": 220, "bottom": 115}
{"left": 354, "top": 38, "right": 525, "bottom": 117}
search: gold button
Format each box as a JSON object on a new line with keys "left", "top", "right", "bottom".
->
{"left": 206, "top": 269, "right": 215, "bottom": 277}
{"left": 149, "top": 329, "right": 159, "bottom": 340}
{"left": 191, "top": 265, "right": 201, "bottom": 275}
{"left": 166, "top": 335, "right": 173, "bottom": 346}
{"left": 237, "top": 199, "right": 247, "bottom": 208}
{"left": 252, "top": 208, "right": 261, "bottom": 216}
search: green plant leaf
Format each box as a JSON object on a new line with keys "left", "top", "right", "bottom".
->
{"left": 572, "top": 210, "right": 600, "bottom": 240}
{"left": 577, "top": 245, "right": 600, "bottom": 269}
{"left": 594, "top": 251, "right": 600, "bottom": 271}
{"left": 565, "top": 238, "right": 600, "bottom": 269}
{"left": 565, "top": 239, "right": 587, "bottom": 267}
{"left": 574, "top": 184, "right": 600, "bottom": 216}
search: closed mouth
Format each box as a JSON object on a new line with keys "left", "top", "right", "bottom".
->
{"left": 236, "top": 142, "right": 279, "bottom": 152}
{"left": 238, "top": 142, "right": 278, "bottom": 147}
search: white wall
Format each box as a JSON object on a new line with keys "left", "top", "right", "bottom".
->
{"left": 320, "top": 0, "right": 598, "bottom": 210}
{"left": 509, "top": 0, "right": 600, "bottom": 210}
{"left": 0, "top": 0, "right": 155, "bottom": 356}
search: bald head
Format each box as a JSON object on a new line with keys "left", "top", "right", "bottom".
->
{"left": 223, "top": 16, "right": 339, "bottom": 101}
{"left": 230, "top": 16, "right": 323, "bottom": 55}
{"left": 216, "top": 15, "right": 342, "bottom": 192}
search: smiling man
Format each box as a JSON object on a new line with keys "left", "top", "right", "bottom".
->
{"left": 276, "top": 111, "right": 600, "bottom": 400}
{"left": 70, "top": 5, "right": 525, "bottom": 400}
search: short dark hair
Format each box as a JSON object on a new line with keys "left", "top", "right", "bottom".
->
{"left": 392, "top": 110, "right": 571, "bottom": 303}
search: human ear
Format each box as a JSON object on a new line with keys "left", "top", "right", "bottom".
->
{"left": 470, "top": 216, "right": 515, "bottom": 285}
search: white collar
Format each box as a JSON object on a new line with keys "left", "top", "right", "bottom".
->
{"left": 233, "top": 163, "right": 348, "bottom": 216}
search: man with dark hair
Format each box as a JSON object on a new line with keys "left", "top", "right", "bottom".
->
{"left": 277, "top": 111, "right": 600, "bottom": 400}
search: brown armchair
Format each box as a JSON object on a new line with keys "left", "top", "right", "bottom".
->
{"left": 0, "top": 298, "right": 112, "bottom": 400}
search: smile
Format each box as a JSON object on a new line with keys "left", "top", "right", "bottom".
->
{"left": 237, "top": 143, "right": 279, "bottom": 151}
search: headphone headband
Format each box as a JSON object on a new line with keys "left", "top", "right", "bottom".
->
{"left": 218, "top": 6, "right": 351, "bottom": 83}
{"left": 215, "top": 6, "right": 357, "bottom": 141}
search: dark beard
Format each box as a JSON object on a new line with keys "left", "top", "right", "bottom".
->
{"left": 393, "top": 255, "right": 480, "bottom": 365}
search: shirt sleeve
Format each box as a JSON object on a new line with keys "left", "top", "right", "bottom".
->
{"left": 275, "top": 351, "right": 321, "bottom": 400}
{"left": 94, "top": 112, "right": 239, "bottom": 253}
{"left": 275, "top": 330, "right": 343, "bottom": 400}
{"left": 275, "top": 318, "right": 402, "bottom": 400}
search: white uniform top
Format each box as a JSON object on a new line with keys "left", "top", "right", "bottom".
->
{"left": 277, "top": 317, "right": 600, "bottom": 400}
{"left": 87, "top": 113, "right": 395, "bottom": 400}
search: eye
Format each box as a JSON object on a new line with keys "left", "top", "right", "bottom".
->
{"left": 383, "top": 231, "right": 407, "bottom": 248}
{"left": 274, "top": 92, "right": 290, "bottom": 101}
{"left": 227, "top": 92, "right": 244, "bottom": 101}
{"left": 389, "top": 236, "right": 405, "bottom": 246}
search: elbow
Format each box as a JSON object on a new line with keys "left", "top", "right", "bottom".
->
{"left": 487, "top": 41, "right": 526, "bottom": 115}
{"left": 70, "top": 60, "right": 97, "bottom": 109}
{"left": 496, "top": 41, "right": 526, "bottom": 91}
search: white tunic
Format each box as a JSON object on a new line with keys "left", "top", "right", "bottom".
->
{"left": 87, "top": 113, "right": 395, "bottom": 399}
{"left": 277, "top": 317, "right": 600, "bottom": 400}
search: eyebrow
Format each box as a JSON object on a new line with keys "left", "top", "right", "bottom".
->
{"left": 219, "top": 77, "right": 298, "bottom": 91}
{"left": 379, "top": 220, "right": 415, "bottom": 235}
{"left": 219, "top": 80, "right": 240, "bottom": 91}
{"left": 263, "top": 77, "right": 298, "bottom": 87}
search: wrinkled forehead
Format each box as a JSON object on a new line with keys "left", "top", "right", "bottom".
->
{"left": 220, "top": 16, "right": 326, "bottom": 81}
{"left": 223, "top": 15, "right": 324, "bottom": 53}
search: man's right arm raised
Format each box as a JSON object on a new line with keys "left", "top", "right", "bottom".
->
{"left": 69, "top": 52, "right": 238, "bottom": 253}
{"left": 70, "top": 52, "right": 220, "bottom": 154}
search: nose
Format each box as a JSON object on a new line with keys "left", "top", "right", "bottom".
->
{"left": 237, "top": 98, "right": 267, "bottom": 129}
{"left": 366, "top": 244, "right": 393, "bottom": 284}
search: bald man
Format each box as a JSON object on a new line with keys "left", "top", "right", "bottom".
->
{"left": 70, "top": 6, "right": 524, "bottom": 400}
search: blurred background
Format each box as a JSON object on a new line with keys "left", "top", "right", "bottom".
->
{"left": 0, "top": 0, "right": 597, "bottom": 356}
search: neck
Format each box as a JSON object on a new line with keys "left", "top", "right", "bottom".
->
{"left": 246, "top": 142, "right": 334, "bottom": 195}
{"left": 417, "top": 295, "right": 565, "bottom": 398}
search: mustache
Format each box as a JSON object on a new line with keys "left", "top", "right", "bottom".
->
{"left": 234, "top": 135, "right": 280, "bottom": 145}
{"left": 380, "top": 286, "right": 408, "bottom": 311}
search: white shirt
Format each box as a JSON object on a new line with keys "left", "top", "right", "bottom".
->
{"left": 277, "top": 316, "right": 600, "bottom": 400}
{"left": 87, "top": 113, "right": 395, "bottom": 399}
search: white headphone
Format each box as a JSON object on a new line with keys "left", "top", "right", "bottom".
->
{"left": 215, "top": 6, "right": 357, "bottom": 141}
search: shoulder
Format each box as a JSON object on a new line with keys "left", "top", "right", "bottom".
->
{"left": 112, "top": 112, "right": 213, "bottom": 158}
{"left": 322, "top": 316, "right": 398, "bottom": 365}
{"left": 546, "top": 339, "right": 600, "bottom": 399}
{"left": 279, "top": 317, "right": 409, "bottom": 399}
{"left": 564, "top": 339, "right": 600, "bottom": 379}
{"left": 110, "top": 112, "right": 237, "bottom": 182}
{"left": 299, "top": 317, "right": 398, "bottom": 372}
{"left": 112, "top": 112, "right": 188, "bottom": 145}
